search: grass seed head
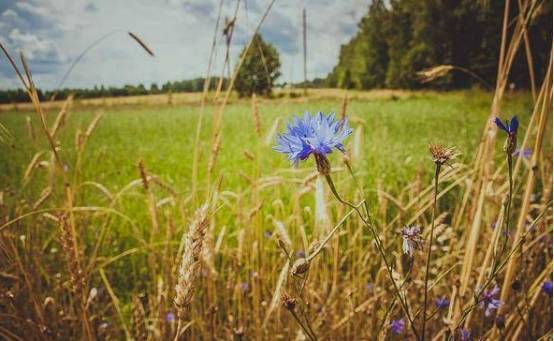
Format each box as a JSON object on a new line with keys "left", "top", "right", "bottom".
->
{"left": 174, "top": 204, "right": 209, "bottom": 320}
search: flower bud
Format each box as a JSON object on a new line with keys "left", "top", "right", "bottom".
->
{"left": 291, "top": 258, "right": 310, "bottom": 276}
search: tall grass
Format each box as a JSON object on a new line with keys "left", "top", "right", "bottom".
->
{"left": 0, "top": 2, "right": 552, "bottom": 340}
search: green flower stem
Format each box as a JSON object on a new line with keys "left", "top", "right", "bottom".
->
{"left": 447, "top": 205, "right": 550, "bottom": 340}
{"left": 324, "top": 174, "right": 421, "bottom": 340}
{"left": 422, "top": 164, "right": 441, "bottom": 340}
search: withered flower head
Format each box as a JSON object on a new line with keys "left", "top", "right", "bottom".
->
{"left": 281, "top": 293, "right": 297, "bottom": 311}
{"left": 428, "top": 144, "right": 456, "bottom": 166}
{"left": 400, "top": 225, "right": 424, "bottom": 256}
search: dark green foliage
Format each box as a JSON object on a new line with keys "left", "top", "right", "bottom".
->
{"left": 234, "top": 33, "right": 281, "bottom": 97}
{"left": 0, "top": 78, "right": 230, "bottom": 104}
{"left": 328, "top": 0, "right": 552, "bottom": 90}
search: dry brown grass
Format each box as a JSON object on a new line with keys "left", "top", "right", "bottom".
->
{"left": 0, "top": 1, "right": 551, "bottom": 340}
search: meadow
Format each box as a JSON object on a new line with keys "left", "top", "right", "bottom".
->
{"left": 0, "top": 0, "right": 552, "bottom": 337}
{"left": 0, "top": 90, "right": 533, "bottom": 192}
{"left": 0, "top": 86, "right": 551, "bottom": 340}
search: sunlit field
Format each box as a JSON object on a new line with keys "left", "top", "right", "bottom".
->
{"left": 0, "top": 90, "right": 534, "bottom": 192}
{"left": 1, "top": 87, "right": 551, "bottom": 340}
{"left": 0, "top": 0, "right": 552, "bottom": 339}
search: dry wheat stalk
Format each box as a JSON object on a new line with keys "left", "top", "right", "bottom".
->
{"left": 174, "top": 204, "right": 209, "bottom": 320}
{"left": 252, "top": 93, "right": 262, "bottom": 137}
{"left": 132, "top": 295, "right": 148, "bottom": 341}
{"left": 59, "top": 214, "right": 85, "bottom": 298}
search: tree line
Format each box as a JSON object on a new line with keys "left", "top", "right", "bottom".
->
{"left": 0, "top": 78, "right": 229, "bottom": 104}
{"left": 327, "top": 0, "right": 552, "bottom": 90}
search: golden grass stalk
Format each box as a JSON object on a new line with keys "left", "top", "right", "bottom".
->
{"left": 352, "top": 125, "right": 363, "bottom": 163}
{"left": 264, "top": 117, "right": 281, "bottom": 146}
{"left": 417, "top": 65, "right": 492, "bottom": 89}
{"left": 252, "top": 93, "right": 262, "bottom": 137}
{"left": 132, "top": 295, "right": 148, "bottom": 341}
{"left": 499, "top": 58, "right": 551, "bottom": 307}
{"left": 174, "top": 204, "right": 209, "bottom": 336}
{"left": 50, "top": 95, "right": 73, "bottom": 138}
{"left": 262, "top": 260, "right": 290, "bottom": 327}
{"left": 457, "top": 0, "right": 534, "bottom": 299}
{"left": 128, "top": 32, "right": 155, "bottom": 57}
{"left": 206, "top": 0, "right": 277, "bottom": 188}
{"left": 271, "top": 217, "right": 291, "bottom": 249}
{"left": 59, "top": 214, "right": 85, "bottom": 297}
{"left": 25, "top": 116, "right": 35, "bottom": 142}
{"left": 190, "top": 0, "right": 225, "bottom": 203}
{"left": 52, "top": 30, "right": 155, "bottom": 96}
{"left": 339, "top": 92, "right": 348, "bottom": 120}
{"left": 100, "top": 268, "right": 131, "bottom": 339}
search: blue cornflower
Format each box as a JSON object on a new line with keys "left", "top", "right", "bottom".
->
{"left": 480, "top": 285, "right": 502, "bottom": 317}
{"left": 542, "top": 281, "right": 553, "bottom": 296}
{"left": 240, "top": 282, "right": 249, "bottom": 293}
{"left": 390, "top": 319, "right": 405, "bottom": 335}
{"left": 460, "top": 328, "right": 472, "bottom": 341}
{"left": 494, "top": 116, "right": 519, "bottom": 136}
{"left": 274, "top": 112, "right": 352, "bottom": 174}
{"left": 435, "top": 296, "right": 450, "bottom": 310}
{"left": 494, "top": 116, "right": 518, "bottom": 154}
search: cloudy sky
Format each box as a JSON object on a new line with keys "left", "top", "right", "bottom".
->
{"left": 0, "top": 0, "right": 371, "bottom": 90}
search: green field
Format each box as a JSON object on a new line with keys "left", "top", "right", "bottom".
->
{"left": 0, "top": 90, "right": 533, "bottom": 193}
{"left": 1, "top": 89, "right": 550, "bottom": 340}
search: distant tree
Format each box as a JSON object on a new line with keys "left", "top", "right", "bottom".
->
{"left": 234, "top": 34, "right": 281, "bottom": 97}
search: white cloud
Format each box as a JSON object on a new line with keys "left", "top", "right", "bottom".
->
{"left": 8, "top": 28, "right": 65, "bottom": 62}
{"left": 0, "top": 0, "right": 371, "bottom": 90}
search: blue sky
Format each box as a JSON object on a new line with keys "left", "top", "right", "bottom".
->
{"left": 0, "top": 0, "right": 371, "bottom": 90}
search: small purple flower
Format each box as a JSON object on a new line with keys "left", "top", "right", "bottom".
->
{"left": 296, "top": 250, "right": 306, "bottom": 259}
{"left": 165, "top": 312, "right": 176, "bottom": 323}
{"left": 480, "top": 285, "right": 502, "bottom": 317}
{"left": 494, "top": 116, "right": 519, "bottom": 136}
{"left": 274, "top": 112, "right": 352, "bottom": 168}
{"left": 390, "top": 319, "right": 405, "bottom": 335}
{"left": 494, "top": 116, "right": 518, "bottom": 154}
{"left": 512, "top": 147, "right": 531, "bottom": 159}
{"left": 435, "top": 297, "right": 449, "bottom": 310}
{"left": 366, "top": 282, "right": 373, "bottom": 292}
{"left": 400, "top": 225, "right": 424, "bottom": 256}
{"left": 240, "top": 282, "right": 249, "bottom": 293}
{"left": 460, "top": 328, "right": 472, "bottom": 341}
{"left": 542, "top": 281, "right": 553, "bottom": 296}
{"left": 264, "top": 230, "right": 273, "bottom": 238}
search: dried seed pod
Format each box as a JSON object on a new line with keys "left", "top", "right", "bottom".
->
{"left": 291, "top": 258, "right": 310, "bottom": 276}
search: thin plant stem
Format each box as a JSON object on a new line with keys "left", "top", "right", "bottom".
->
{"left": 422, "top": 164, "right": 441, "bottom": 340}
{"left": 447, "top": 205, "right": 550, "bottom": 340}
{"left": 492, "top": 153, "right": 514, "bottom": 276}
{"left": 323, "top": 174, "right": 421, "bottom": 340}
{"left": 289, "top": 308, "right": 317, "bottom": 341}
